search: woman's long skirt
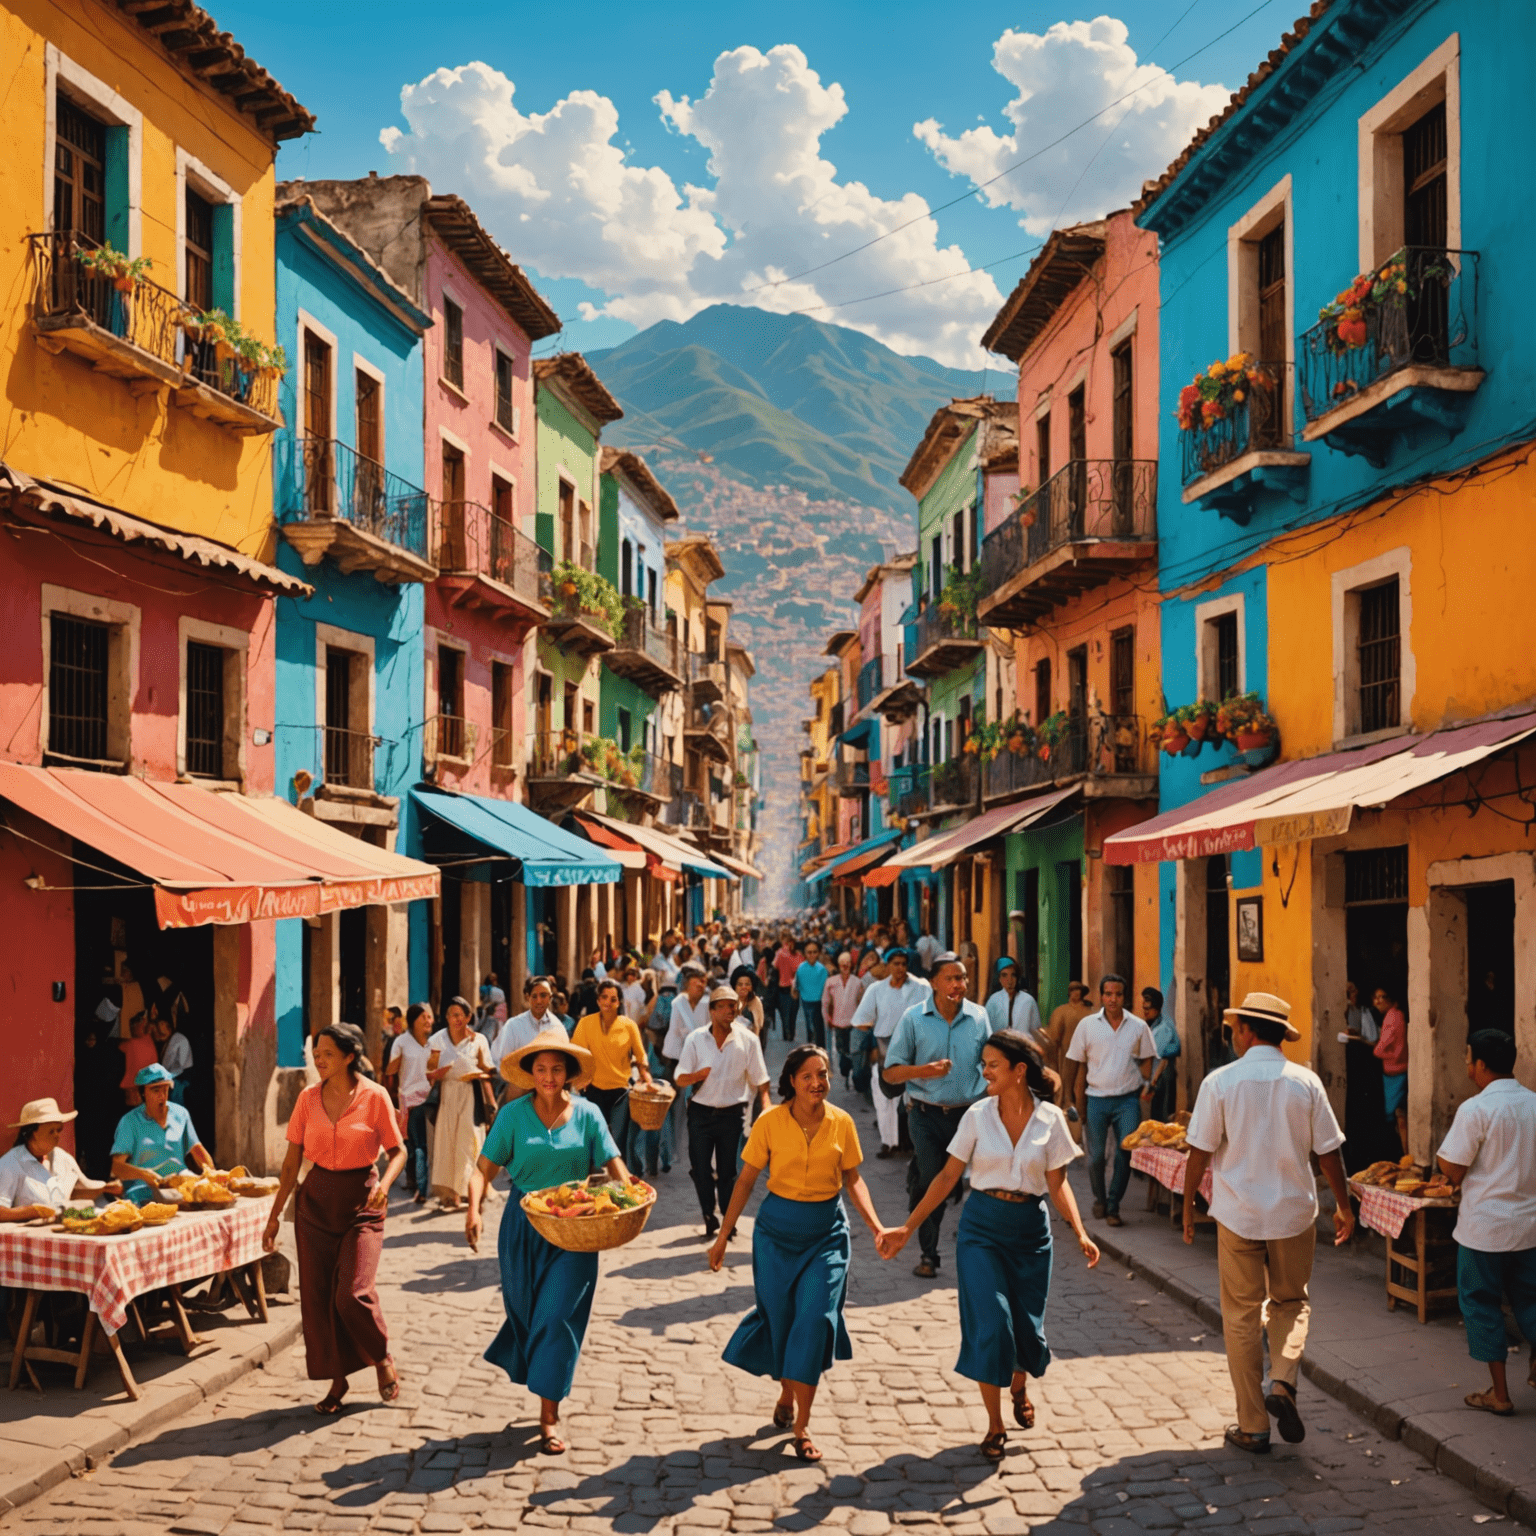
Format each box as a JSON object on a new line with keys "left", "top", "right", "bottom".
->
{"left": 723, "top": 1192, "right": 851, "bottom": 1387}
{"left": 295, "top": 1165, "right": 389, "bottom": 1380}
{"left": 431, "top": 1076, "right": 484, "bottom": 1201}
{"left": 954, "top": 1191, "right": 1053, "bottom": 1387}
{"left": 484, "top": 1187, "right": 599, "bottom": 1402}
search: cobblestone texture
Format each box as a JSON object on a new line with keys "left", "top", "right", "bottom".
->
{"left": 11, "top": 1047, "right": 1489, "bottom": 1535}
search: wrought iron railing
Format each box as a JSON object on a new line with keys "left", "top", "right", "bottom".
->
{"left": 931, "top": 755, "right": 977, "bottom": 809}
{"left": 888, "top": 762, "right": 929, "bottom": 818}
{"left": 910, "top": 599, "right": 979, "bottom": 664}
{"left": 424, "top": 713, "right": 477, "bottom": 764}
{"left": 834, "top": 759, "right": 870, "bottom": 793}
{"left": 1179, "top": 363, "right": 1290, "bottom": 486}
{"left": 487, "top": 726, "right": 517, "bottom": 771}
{"left": 280, "top": 437, "right": 432, "bottom": 561}
{"left": 617, "top": 606, "right": 684, "bottom": 676}
{"left": 433, "top": 499, "right": 546, "bottom": 606}
{"left": 856, "top": 656, "right": 883, "bottom": 710}
{"left": 1057, "top": 713, "right": 1149, "bottom": 779}
{"left": 981, "top": 459, "right": 1157, "bottom": 592}
{"left": 1299, "top": 247, "right": 1478, "bottom": 425}
{"left": 29, "top": 230, "right": 280, "bottom": 420}
{"left": 322, "top": 725, "right": 376, "bottom": 790}
{"left": 983, "top": 745, "right": 1055, "bottom": 799}
{"left": 527, "top": 729, "right": 659, "bottom": 792}
{"left": 661, "top": 790, "right": 707, "bottom": 829}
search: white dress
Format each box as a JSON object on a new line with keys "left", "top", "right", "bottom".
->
{"left": 428, "top": 1027, "right": 492, "bottom": 1200}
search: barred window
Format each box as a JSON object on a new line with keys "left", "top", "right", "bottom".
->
{"left": 48, "top": 614, "right": 110, "bottom": 763}
{"left": 184, "top": 641, "right": 225, "bottom": 777}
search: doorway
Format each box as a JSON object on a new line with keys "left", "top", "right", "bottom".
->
{"left": 1058, "top": 860, "right": 1082, "bottom": 987}
{"left": 1343, "top": 845, "right": 1408, "bottom": 1167}
{"left": 1021, "top": 868, "right": 1040, "bottom": 998}
{"left": 338, "top": 906, "right": 367, "bottom": 1029}
{"left": 1465, "top": 881, "right": 1515, "bottom": 1038}
{"left": 1204, "top": 855, "right": 1231, "bottom": 1070}
{"left": 439, "top": 878, "right": 462, "bottom": 1004}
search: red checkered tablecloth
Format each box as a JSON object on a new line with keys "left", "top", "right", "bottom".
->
{"left": 1348, "top": 1180, "right": 1456, "bottom": 1241}
{"left": 1131, "top": 1145, "right": 1214, "bottom": 1202}
{"left": 0, "top": 1198, "right": 270, "bottom": 1335}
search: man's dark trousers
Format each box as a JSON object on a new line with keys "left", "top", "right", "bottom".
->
{"left": 906, "top": 1099, "right": 968, "bottom": 1266}
{"left": 687, "top": 1100, "right": 745, "bottom": 1223}
{"left": 778, "top": 993, "right": 798, "bottom": 1040}
{"left": 803, "top": 1000, "right": 826, "bottom": 1049}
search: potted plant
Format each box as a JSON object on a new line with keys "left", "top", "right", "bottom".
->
{"left": 1183, "top": 700, "right": 1214, "bottom": 742}
{"left": 1315, "top": 249, "right": 1439, "bottom": 356}
{"left": 1153, "top": 708, "right": 1189, "bottom": 756}
{"left": 1036, "top": 710, "right": 1068, "bottom": 762}
{"left": 1175, "top": 352, "right": 1275, "bottom": 434}
{"left": 76, "top": 243, "right": 152, "bottom": 293}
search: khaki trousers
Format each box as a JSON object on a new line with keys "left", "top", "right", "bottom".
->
{"left": 1216, "top": 1222, "right": 1316, "bottom": 1434}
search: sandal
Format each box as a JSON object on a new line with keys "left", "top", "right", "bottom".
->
{"left": 772, "top": 1401, "right": 794, "bottom": 1429}
{"left": 980, "top": 1429, "right": 1007, "bottom": 1461}
{"left": 314, "top": 1392, "right": 346, "bottom": 1416}
{"left": 791, "top": 1434, "right": 822, "bottom": 1462}
{"left": 377, "top": 1358, "right": 400, "bottom": 1403}
{"left": 1465, "top": 1390, "right": 1514, "bottom": 1416}
{"left": 1012, "top": 1388, "right": 1034, "bottom": 1429}
{"left": 538, "top": 1425, "right": 568, "bottom": 1454}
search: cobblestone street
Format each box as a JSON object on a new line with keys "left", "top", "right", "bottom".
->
{"left": 8, "top": 1062, "right": 1489, "bottom": 1536}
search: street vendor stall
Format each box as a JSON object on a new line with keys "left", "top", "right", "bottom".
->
{"left": 0, "top": 1192, "right": 274, "bottom": 1398}
{"left": 1122, "top": 1119, "right": 1215, "bottom": 1229}
{"left": 1349, "top": 1159, "right": 1460, "bottom": 1323}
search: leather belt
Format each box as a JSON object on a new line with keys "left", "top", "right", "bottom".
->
{"left": 977, "top": 1188, "right": 1041, "bottom": 1204}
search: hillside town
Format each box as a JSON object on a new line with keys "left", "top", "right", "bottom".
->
{"left": 0, "top": 1, "right": 1533, "bottom": 1533}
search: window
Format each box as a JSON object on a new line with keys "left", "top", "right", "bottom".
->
{"left": 1344, "top": 845, "right": 1409, "bottom": 905}
{"left": 582, "top": 698, "right": 596, "bottom": 735}
{"left": 1357, "top": 579, "right": 1401, "bottom": 734}
{"left": 491, "top": 660, "right": 514, "bottom": 768}
{"left": 1403, "top": 101, "right": 1449, "bottom": 361}
{"left": 439, "top": 444, "right": 466, "bottom": 569}
{"left": 1106, "top": 865, "right": 1135, "bottom": 988}
{"left": 647, "top": 568, "right": 658, "bottom": 622}
{"left": 442, "top": 295, "right": 464, "bottom": 388}
{"left": 184, "top": 187, "right": 214, "bottom": 313}
{"left": 578, "top": 500, "right": 593, "bottom": 568}
{"left": 620, "top": 538, "right": 634, "bottom": 597}
{"left": 54, "top": 94, "right": 106, "bottom": 244}
{"left": 1214, "top": 612, "right": 1239, "bottom": 700}
{"left": 494, "top": 350, "right": 515, "bottom": 432}
{"left": 1257, "top": 225, "right": 1287, "bottom": 366}
{"left": 558, "top": 479, "right": 576, "bottom": 564}
{"left": 48, "top": 613, "right": 109, "bottom": 763}
{"left": 437, "top": 647, "right": 466, "bottom": 759}
{"left": 618, "top": 706, "right": 633, "bottom": 752}
{"left": 302, "top": 331, "right": 333, "bottom": 513}
{"left": 1111, "top": 341, "right": 1134, "bottom": 531}
{"left": 929, "top": 533, "right": 943, "bottom": 604}
{"left": 1034, "top": 657, "right": 1051, "bottom": 726}
{"left": 355, "top": 369, "right": 381, "bottom": 463}
{"left": 1067, "top": 646, "right": 1088, "bottom": 723}
{"left": 324, "top": 646, "right": 371, "bottom": 788}
{"left": 354, "top": 368, "right": 382, "bottom": 525}
{"left": 184, "top": 641, "right": 225, "bottom": 778}
{"left": 1110, "top": 627, "right": 1135, "bottom": 717}
{"left": 1197, "top": 596, "right": 1244, "bottom": 702}
{"left": 1067, "top": 386, "right": 1087, "bottom": 538}
{"left": 1036, "top": 412, "right": 1051, "bottom": 485}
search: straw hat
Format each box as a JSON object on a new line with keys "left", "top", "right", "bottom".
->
{"left": 9, "top": 1097, "right": 78, "bottom": 1128}
{"left": 1223, "top": 991, "right": 1301, "bottom": 1042}
{"left": 500, "top": 1029, "right": 595, "bottom": 1091}
{"left": 708, "top": 984, "right": 738, "bottom": 1006}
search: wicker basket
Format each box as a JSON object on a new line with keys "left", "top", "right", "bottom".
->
{"left": 520, "top": 1181, "right": 657, "bottom": 1253}
{"left": 627, "top": 1083, "right": 676, "bottom": 1131}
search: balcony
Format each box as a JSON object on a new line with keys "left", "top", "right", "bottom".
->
{"left": 29, "top": 231, "right": 282, "bottom": 433}
{"left": 1178, "top": 362, "right": 1308, "bottom": 522}
{"left": 686, "top": 701, "right": 732, "bottom": 764}
{"left": 982, "top": 744, "right": 1055, "bottom": 801}
{"left": 607, "top": 607, "right": 685, "bottom": 697}
{"left": 978, "top": 460, "right": 1158, "bottom": 627}
{"left": 833, "top": 759, "right": 870, "bottom": 797}
{"left": 905, "top": 600, "right": 983, "bottom": 680}
{"left": 689, "top": 651, "right": 725, "bottom": 703}
{"left": 660, "top": 789, "right": 708, "bottom": 830}
{"left": 280, "top": 438, "right": 436, "bottom": 583}
{"left": 888, "top": 763, "right": 930, "bottom": 819}
{"left": 423, "top": 713, "right": 477, "bottom": 767}
{"left": 321, "top": 725, "right": 376, "bottom": 792}
{"left": 543, "top": 575, "right": 618, "bottom": 659}
{"left": 856, "top": 656, "right": 883, "bottom": 712}
{"left": 433, "top": 499, "right": 550, "bottom": 622}
{"left": 1299, "top": 248, "right": 1481, "bottom": 466}
{"left": 982, "top": 714, "right": 1157, "bottom": 801}
{"left": 931, "top": 755, "right": 978, "bottom": 812}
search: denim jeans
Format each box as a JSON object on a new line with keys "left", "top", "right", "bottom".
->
{"left": 405, "top": 1103, "right": 432, "bottom": 1194}
{"left": 1085, "top": 1091, "right": 1142, "bottom": 1213}
{"left": 906, "top": 1100, "right": 969, "bottom": 1265}
{"left": 832, "top": 1025, "right": 853, "bottom": 1080}
{"left": 778, "top": 992, "right": 798, "bottom": 1040}
{"left": 850, "top": 1029, "right": 874, "bottom": 1096}
{"left": 802, "top": 1000, "right": 826, "bottom": 1049}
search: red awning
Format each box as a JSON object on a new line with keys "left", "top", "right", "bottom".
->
{"left": 1103, "top": 712, "right": 1536, "bottom": 864}
{"left": 862, "top": 864, "right": 902, "bottom": 888}
{"left": 886, "top": 787, "right": 1078, "bottom": 871}
{"left": 0, "top": 764, "right": 439, "bottom": 928}
{"left": 570, "top": 814, "right": 647, "bottom": 870}
{"left": 833, "top": 841, "right": 898, "bottom": 884}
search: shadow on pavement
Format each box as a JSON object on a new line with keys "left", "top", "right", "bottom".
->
{"left": 612, "top": 1283, "right": 756, "bottom": 1333}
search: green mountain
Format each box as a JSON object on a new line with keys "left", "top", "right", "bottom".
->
{"left": 586, "top": 306, "right": 1008, "bottom": 512}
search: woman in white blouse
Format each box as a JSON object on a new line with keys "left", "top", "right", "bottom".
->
{"left": 0, "top": 1098, "right": 114, "bottom": 1219}
{"left": 426, "top": 997, "right": 495, "bottom": 1211}
{"left": 878, "top": 1030, "right": 1098, "bottom": 1460}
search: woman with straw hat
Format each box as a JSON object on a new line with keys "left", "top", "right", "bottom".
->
{"left": 466, "top": 1029, "right": 632, "bottom": 1455}
{"left": 0, "top": 1098, "right": 115, "bottom": 1220}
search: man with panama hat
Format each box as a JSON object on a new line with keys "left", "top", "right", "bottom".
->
{"left": 110, "top": 1063, "right": 215, "bottom": 1206}
{"left": 1183, "top": 991, "right": 1353, "bottom": 1454}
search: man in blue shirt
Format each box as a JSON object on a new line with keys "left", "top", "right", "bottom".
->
{"left": 792, "top": 940, "right": 830, "bottom": 1050}
{"left": 1142, "top": 987, "right": 1181, "bottom": 1123}
{"left": 881, "top": 952, "right": 990, "bottom": 1278}
{"left": 110, "top": 1064, "right": 214, "bottom": 1205}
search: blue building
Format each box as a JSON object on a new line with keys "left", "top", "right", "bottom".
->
{"left": 271, "top": 188, "right": 436, "bottom": 1065}
{"left": 1115, "top": 0, "right": 1536, "bottom": 1151}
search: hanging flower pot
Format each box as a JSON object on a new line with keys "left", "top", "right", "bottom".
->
{"left": 112, "top": 273, "right": 136, "bottom": 294}
{"left": 1162, "top": 728, "right": 1190, "bottom": 755}
{"left": 1022, "top": 509, "right": 1036, "bottom": 528}
{"left": 1236, "top": 728, "right": 1273, "bottom": 752}
{"left": 1185, "top": 711, "right": 1210, "bottom": 741}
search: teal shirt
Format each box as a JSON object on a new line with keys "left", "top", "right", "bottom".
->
{"left": 795, "top": 961, "right": 829, "bottom": 1003}
{"left": 481, "top": 1095, "right": 619, "bottom": 1193}
{"left": 110, "top": 1103, "right": 202, "bottom": 1204}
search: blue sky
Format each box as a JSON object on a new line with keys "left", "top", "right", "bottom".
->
{"left": 223, "top": 0, "right": 1299, "bottom": 363}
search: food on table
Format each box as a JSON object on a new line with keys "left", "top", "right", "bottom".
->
{"left": 189, "top": 1178, "right": 236, "bottom": 1205}
{"left": 229, "top": 1175, "right": 280, "bottom": 1196}
{"left": 140, "top": 1202, "right": 178, "bottom": 1224}
{"left": 522, "top": 1176, "right": 653, "bottom": 1218}
{"left": 60, "top": 1206, "right": 98, "bottom": 1230}
{"left": 1120, "top": 1120, "right": 1189, "bottom": 1152}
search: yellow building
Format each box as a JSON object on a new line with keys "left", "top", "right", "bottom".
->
{"left": 1, "top": 0, "right": 310, "bottom": 556}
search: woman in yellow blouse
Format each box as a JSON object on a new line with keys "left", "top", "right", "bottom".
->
{"left": 570, "top": 979, "right": 655, "bottom": 1141}
{"left": 708, "top": 1044, "right": 892, "bottom": 1461}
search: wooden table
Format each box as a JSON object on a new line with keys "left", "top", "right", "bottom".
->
{"left": 1130, "top": 1145, "right": 1215, "bottom": 1229}
{"left": 0, "top": 1199, "right": 271, "bottom": 1398}
{"left": 1349, "top": 1180, "right": 1459, "bottom": 1323}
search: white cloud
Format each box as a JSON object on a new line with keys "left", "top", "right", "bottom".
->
{"left": 379, "top": 47, "right": 1004, "bottom": 367}
{"left": 914, "top": 16, "right": 1229, "bottom": 236}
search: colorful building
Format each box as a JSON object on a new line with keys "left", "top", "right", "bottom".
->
{"left": 1110, "top": 0, "right": 1536, "bottom": 1155}
{"left": 976, "top": 210, "right": 1163, "bottom": 1017}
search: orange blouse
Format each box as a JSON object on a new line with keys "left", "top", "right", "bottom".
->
{"left": 286, "top": 1078, "right": 402, "bottom": 1171}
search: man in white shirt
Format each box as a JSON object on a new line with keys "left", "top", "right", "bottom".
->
{"left": 734, "top": 930, "right": 757, "bottom": 974}
{"left": 1183, "top": 992, "right": 1351, "bottom": 1455}
{"left": 663, "top": 964, "right": 711, "bottom": 1065}
{"left": 851, "top": 947, "right": 932, "bottom": 1155}
{"left": 913, "top": 930, "right": 941, "bottom": 977}
{"left": 493, "top": 977, "right": 563, "bottom": 1085}
{"left": 152, "top": 1016, "right": 194, "bottom": 1105}
{"left": 1064, "top": 974, "right": 1157, "bottom": 1227}
{"left": 1436, "top": 1029, "right": 1536, "bottom": 1416}
{"left": 676, "top": 984, "right": 771, "bottom": 1238}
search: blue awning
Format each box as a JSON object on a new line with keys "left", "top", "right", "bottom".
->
{"left": 806, "top": 826, "right": 904, "bottom": 885}
{"left": 838, "top": 718, "right": 877, "bottom": 749}
{"left": 411, "top": 788, "right": 622, "bottom": 886}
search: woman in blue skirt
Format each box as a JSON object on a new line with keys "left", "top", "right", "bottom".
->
{"left": 709, "top": 1044, "right": 893, "bottom": 1461}
{"left": 466, "top": 1029, "right": 629, "bottom": 1455}
{"left": 879, "top": 1030, "right": 1099, "bottom": 1460}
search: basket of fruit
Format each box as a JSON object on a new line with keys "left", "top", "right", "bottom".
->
{"left": 520, "top": 1175, "right": 656, "bottom": 1253}
{"left": 626, "top": 1081, "right": 676, "bottom": 1131}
